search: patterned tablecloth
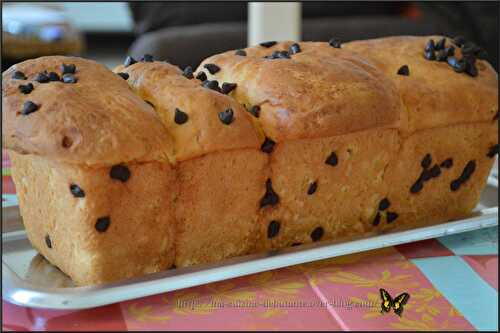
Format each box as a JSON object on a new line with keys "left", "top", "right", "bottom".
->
{"left": 2, "top": 150, "right": 498, "bottom": 331}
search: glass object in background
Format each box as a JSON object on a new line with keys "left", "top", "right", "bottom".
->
{"left": 2, "top": 3, "right": 84, "bottom": 71}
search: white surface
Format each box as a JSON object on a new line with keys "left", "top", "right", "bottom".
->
{"left": 248, "top": 2, "right": 301, "bottom": 46}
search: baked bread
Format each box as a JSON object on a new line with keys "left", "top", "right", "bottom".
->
{"left": 2, "top": 36, "right": 498, "bottom": 285}
{"left": 112, "top": 61, "right": 268, "bottom": 267}
{"left": 197, "top": 36, "right": 498, "bottom": 247}
{"left": 344, "top": 36, "right": 498, "bottom": 228}
{"left": 3, "top": 57, "right": 177, "bottom": 285}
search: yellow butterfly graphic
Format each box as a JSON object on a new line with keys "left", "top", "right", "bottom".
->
{"left": 379, "top": 288, "right": 410, "bottom": 317}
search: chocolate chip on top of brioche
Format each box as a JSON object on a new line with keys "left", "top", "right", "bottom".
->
{"left": 196, "top": 41, "right": 403, "bottom": 143}
{"left": 113, "top": 60, "right": 262, "bottom": 162}
{"left": 344, "top": 36, "right": 498, "bottom": 134}
{"left": 2, "top": 56, "right": 174, "bottom": 166}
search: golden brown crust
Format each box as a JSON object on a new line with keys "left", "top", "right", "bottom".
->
{"left": 197, "top": 41, "right": 403, "bottom": 142}
{"left": 344, "top": 36, "right": 499, "bottom": 134}
{"left": 114, "top": 61, "right": 262, "bottom": 162}
{"left": 2, "top": 56, "right": 174, "bottom": 166}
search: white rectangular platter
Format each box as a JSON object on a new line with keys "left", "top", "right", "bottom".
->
{"left": 2, "top": 176, "right": 498, "bottom": 310}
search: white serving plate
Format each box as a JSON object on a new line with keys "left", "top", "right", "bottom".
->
{"left": 2, "top": 176, "right": 498, "bottom": 310}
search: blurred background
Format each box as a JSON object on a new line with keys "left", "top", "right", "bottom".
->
{"left": 2, "top": 1, "right": 499, "bottom": 72}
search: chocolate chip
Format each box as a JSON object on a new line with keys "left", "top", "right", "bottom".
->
{"left": 386, "top": 211, "right": 399, "bottom": 224}
{"left": 18, "top": 83, "right": 34, "bottom": 94}
{"left": 291, "top": 242, "right": 302, "bottom": 247}
{"left": 110, "top": 165, "right": 130, "bottom": 182}
{"left": 421, "top": 154, "right": 432, "bottom": 169}
{"left": 267, "top": 220, "right": 280, "bottom": 238}
{"left": 440, "top": 158, "right": 453, "bottom": 169}
{"left": 453, "top": 35, "right": 466, "bottom": 47}
{"left": 397, "top": 65, "right": 410, "bottom": 76}
{"left": 424, "top": 50, "right": 436, "bottom": 60}
{"left": 182, "top": 66, "right": 194, "bottom": 79}
{"left": 325, "top": 152, "right": 338, "bottom": 166}
{"left": 62, "top": 136, "right": 73, "bottom": 148}
{"left": 70, "top": 184, "right": 85, "bottom": 198}
{"left": 463, "top": 160, "right": 476, "bottom": 177}
{"left": 202, "top": 80, "right": 221, "bottom": 92}
{"left": 307, "top": 181, "right": 318, "bottom": 195}
{"left": 445, "top": 46, "right": 455, "bottom": 57}
{"left": 273, "top": 50, "right": 290, "bottom": 59}
{"left": 34, "top": 72, "right": 50, "bottom": 83}
{"left": 452, "top": 59, "right": 467, "bottom": 73}
{"left": 379, "top": 198, "right": 390, "bottom": 211}
{"left": 12, "top": 71, "right": 27, "bottom": 80}
{"left": 261, "top": 137, "right": 275, "bottom": 153}
{"left": 429, "top": 164, "right": 441, "bottom": 178}
{"left": 456, "top": 160, "right": 476, "bottom": 184}
{"left": 174, "top": 108, "right": 189, "bottom": 124}
{"left": 372, "top": 212, "right": 381, "bottom": 226}
{"left": 311, "top": 227, "right": 324, "bottom": 242}
{"left": 425, "top": 39, "right": 435, "bottom": 52}
{"left": 221, "top": 82, "right": 237, "bottom": 94}
{"left": 280, "top": 51, "right": 291, "bottom": 59}
{"left": 269, "top": 50, "right": 280, "bottom": 58}
{"left": 248, "top": 105, "right": 260, "bottom": 118}
{"left": 44, "top": 73, "right": 59, "bottom": 83}
{"left": 95, "top": 217, "right": 111, "bottom": 233}
{"left": 235, "top": 49, "right": 247, "bottom": 56}
{"left": 450, "top": 179, "right": 461, "bottom": 191}
{"left": 435, "top": 38, "right": 446, "bottom": 50}
{"left": 219, "top": 108, "right": 234, "bottom": 125}
{"left": 410, "top": 179, "right": 423, "bottom": 194}
{"left": 328, "top": 38, "right": 342, "bottom": 48}
{"left": 61, "top": 63, "right": 76, "bottom": 75}
{"left": 260, "top": 41, "right": 277, "bottom": 48}
{"left": 142, "top": 54, "right": 154, "bottom": 62}
{"left": 487, "top": 144, "right": 499, "bottom": 158}
{"left": 436, "top": 50, "right": 448, "bottom": 62}
{"left": 196, "top": 71, "right": 207, "bottom": 82}
{"left": 45, "top": 234, "right": 52, "bottom": 248}
{"left": 203, "top": 63, "right": 220, "bottom": 74}
{"left": 62, "top": 74, "right": 77, "bottom": 84}
{"left": 124, "top": 56, "right": 137, "bottom": 67}
{"left": 260, "top": 178, "right": 279, "bottom": 208}
{"left": 420, "top": 169, "right": 432, "bottom": 182}
{"left": 117, "top": 72, "right": 129, "bottom": 80}
{"left": 289, "top": 43, "right": 301, "bottom": 55}
{"left": 21, "top": 101, "right": 39, "bottom": 115}
{"left": 465, "top": 62, "right": 478, "bottom": 77}
{"left": 447, "top": 56, "right": 458, "bottom": 68}
{"left": 494, "top": 111, "right": 498, "bottom": 121}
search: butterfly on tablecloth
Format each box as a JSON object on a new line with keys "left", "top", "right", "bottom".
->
{"left": 379, "top": 288, "right": 410, "bottom": 317}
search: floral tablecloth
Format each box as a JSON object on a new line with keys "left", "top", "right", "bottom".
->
{"left": 2, "top": 150, "right": 498, "bottom": 331}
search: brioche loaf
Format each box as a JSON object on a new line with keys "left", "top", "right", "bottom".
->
{"left": 2, "top": 36, "right": 498, "bottom": 285}
{"left": 198, "top": 37, "right": 498, "bottom": 247}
